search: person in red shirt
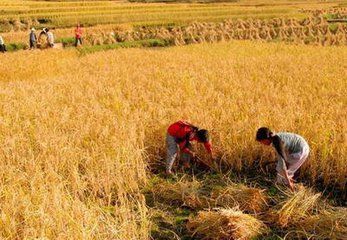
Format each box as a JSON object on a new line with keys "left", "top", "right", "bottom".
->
{"left": 74, "top": 24, "right": 83, "bottom": 47}
{"left": 166, "top": 120, "right": 214, "bottom": 175}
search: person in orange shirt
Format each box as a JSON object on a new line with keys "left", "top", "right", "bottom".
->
{"left": 75, "top": 24, "right": 83, "bottom": 47}
{"left": 165, "top": 120, "right": 214, "bottom": 175}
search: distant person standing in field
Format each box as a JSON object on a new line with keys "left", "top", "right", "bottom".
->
{"left": 0, "top": 35, "right": 6, "bottom": 53}
{"left": 256, "top": 127, "right": 310, "bottom": 191}
{"left": 29, "top": 28, "right": 37, "bottom": 49}
{"left": 165, "top": 120, "right": 214, "bottom": 175}
{"left": 38, "top": 28, "right": 48, "bottom": 48}
{"left": 75, "top": 24, "right": 83, "bottom": 47}
{"left": 46, "top": 29, "right": 55, "bottom": 48}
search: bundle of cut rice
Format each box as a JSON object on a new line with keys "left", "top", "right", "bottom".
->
{"left": 268, "top": 185, "right": 321, "bottom": 228}
{"left": 210, "top": 184, "right": 268, "bottom": 213}
{"left": 187, "top": 208, "right": 268, "bottom": 240}
{"left": 152, "top": 179, "right": 208, "bottom": 209}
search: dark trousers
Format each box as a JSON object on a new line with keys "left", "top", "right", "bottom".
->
{"left": 0, "top": 44, "right": 6, "bottom": 53}
{"left": 30, "top": 41, "right": 36, "bottom": 49}
{"left": 75, "top": 38, "right": 83, "bottom": 47}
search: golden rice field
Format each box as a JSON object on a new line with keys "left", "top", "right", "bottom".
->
{"left": 0, "top": 41, "right": 346, "bottom": 239}
{"left": 1, "top": 0, "right": 346, "bottom": 31}
{"left": 4, "top": 15, "right": 347, "bottom": 48}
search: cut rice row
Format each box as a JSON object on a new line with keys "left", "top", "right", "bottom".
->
{"left": 150, "top": 179, "right": 347, "bottom": 239}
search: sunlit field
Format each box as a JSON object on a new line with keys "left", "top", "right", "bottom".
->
{"left": 1, "top": 0, "right": 346, "bottom": 52}
{"left": 0, "top": 41, "right": 346, "bottom": 239}
{"left": 1, "top": 0, "right": 345, "bottom": 31}
{"left": 0, "top": 0, "right": 346, "bottom": 239}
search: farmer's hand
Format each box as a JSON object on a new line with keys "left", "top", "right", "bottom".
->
{"left": 166, "top": 169, "right": 173, "bottom": 176}
{"left": 288, "top": 179, "right": 295, "bottom": 192}
{"left": 183, "top": 161, "right": 190, "bottom": 169}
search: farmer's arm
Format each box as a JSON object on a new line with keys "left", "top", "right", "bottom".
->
{"left": 273, "top": 137, "right": 294, "bottom": 190}
{"left": 277, "top": 155, "right": 294, "bottom": 190}
{"left": 179, "top": 141, "right": 195, "bottom": 157}
{"left": 203, "top": 142, "right": 214, "bottom": 160}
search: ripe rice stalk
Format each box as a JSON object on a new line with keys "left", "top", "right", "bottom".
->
{"left": 297, "top": 208, "right": 347, "bottom": 240}
{"left": 112, "top": 24, "right": 133, "bottom": 33}
{"left": 103, "top": 37, "right": 113, "bottom": 45}
{"left": 186, "top": 34, "right": 198, "bottom": 44}
{"left": 196, "top": 35, "right": 205, "bottom": 43}
{"left": 22, "top": 18, "right": 32, "bottom": 31}
{"left": 268, "top": 185, "right": 321, "bottom": 228}
{"left": 173, "top": 37, "right": 182, "bottom": 46}
{"left": 210, "top": 184, "right": 269, "bottom": 214}
{"left": 95, "top": 37, "right": 103, "bottom": 46}
{"left": 187, "top": 208, "right": 269, "bottom": 240}
{"left": 13, "top": 19, "right": 25, "bottom": 31}
{"left": 124, "top": 32, "right": 134, "bottom": 42}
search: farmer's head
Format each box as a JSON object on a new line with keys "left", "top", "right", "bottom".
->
{"left": 196, "top": 129, "right": 210, "bottom": 143}
{"left": 256, "top": 127, "right": 273, "bottom": 145}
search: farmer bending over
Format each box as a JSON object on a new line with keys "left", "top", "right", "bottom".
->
{"left": 256, "top": 127, "right": 310, "bottom": 191}
{"left": 166, "top": 120, "right": 214, "bottom": 175}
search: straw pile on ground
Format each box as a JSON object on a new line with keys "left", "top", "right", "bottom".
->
{"left": 151, "top": 178, "right": 270, "bottom": 211}
{"left": 187, "top": 208, "right": 268, "bottom": 240}
{"left": 150, "top": 180, "right": 346, "bottom": 239}
{"left": 268, "top": 185, "right": 321, "bottom": 228}
{"left": 210, "top": 184, "right": 268, "bottom": 213}
{"left": 151, "top": 178, "right": 208, "bottom": 209}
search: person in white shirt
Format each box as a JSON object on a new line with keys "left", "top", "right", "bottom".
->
{"left": 46, "top": 29, "right": 55, "bottom": 48}
{"left": 256, "top": 127, "right": 310, "bottom": 191}
{"left": 0, "top": 35, "right": 7, "bottom": 53}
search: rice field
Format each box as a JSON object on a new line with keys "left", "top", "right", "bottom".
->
{"left": 0, "top": 0, "right": 346, "bottom": 239}
{"left": 1, "top": 0, "right": 347, "bottom": 52}
{"left": 0, "top": 41, "right": 346, "bottom": 239}
{"left": 1, "top": 0, "right": 346, "bottom": 31}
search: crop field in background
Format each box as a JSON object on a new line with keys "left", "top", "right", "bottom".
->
{"left": 1, "top": 0, "right": 346, "bottom": 31}
{"left": 1, "top": 0, "right": 347, "bottom": 52}
{"left": 0, "top": 41, "right": 346, "bottom": 239}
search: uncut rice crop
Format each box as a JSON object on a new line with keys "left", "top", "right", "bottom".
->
{"left": 0, "top": 40, "right": 346, "bottom": 239}
{"left": 2, "top": 0, "right": 345, "bottom": 33}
